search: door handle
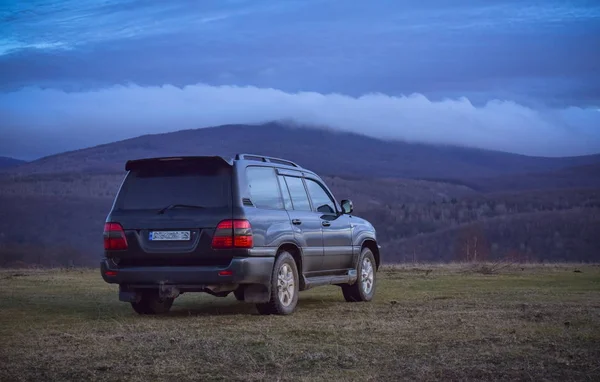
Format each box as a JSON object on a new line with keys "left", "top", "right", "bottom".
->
{"left": 292, "top": 219, "right": 302, "bottom": 225}
{"left": 321, "top": 221, "right": 331, "bottom": 227}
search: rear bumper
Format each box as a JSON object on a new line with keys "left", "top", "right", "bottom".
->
{"left": 100, "top": 256, "right": 274, "bottom": 286}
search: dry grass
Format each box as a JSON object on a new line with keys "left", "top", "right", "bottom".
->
{"left": 1, "top": 264, "right": 599, "bottom": 381}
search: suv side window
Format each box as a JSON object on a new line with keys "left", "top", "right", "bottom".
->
{"left": 284, "top": 176, "right": 311, "bottom": 211}
{"left": 277, "top": 175, "right": 293, "bottom": 210}
{"left": 246, "top": 166, "right": 283, "bottom": 209}
{"left": 305, "top": 178, "right": 337, "bottom": 214}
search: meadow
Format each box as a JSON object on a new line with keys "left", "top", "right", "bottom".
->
{"left": 1, "top": 264, "right": 599, "bottom": 381}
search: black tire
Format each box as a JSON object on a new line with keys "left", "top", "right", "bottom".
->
{"left": 130, "top": 290, "right": 174, "bottom": 315}
{"left": 342, "top": 247, "right": 377, "bottom": 302}
{"left": 255, "top": 302, "right": 272, "bottom": 315}
{"left": 233, "top": 287, "right": 245, "bottom": 301}
{"left": 256, "top": 252, "right": 299, "bottom": 315}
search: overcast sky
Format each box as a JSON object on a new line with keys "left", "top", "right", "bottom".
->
{"left": 1, "top": 0, "right": 599, "bottom": 160}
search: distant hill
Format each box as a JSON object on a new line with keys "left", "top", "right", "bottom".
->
{"left": 0, "top": 157, "right": 26, "bottom": 169}
{"left": 0, "top": 172, "right": 476, "bottom": 202}
{"left": 0, "top": 175, "right": 477, "bottom": 266}
{"left": 2, "top": 122, "right": 599, "bottom": 267}
{"left": 424, "top": 163, "right": 600, "bottom": 192}
{"left": 7, "top": 123, "right": 600, "bottom": 181}
{"left": 1, "top": 182, "right": 598, "bottom": 266}
{"left": 390, "top": 209, "right": 600, "bottom": 263}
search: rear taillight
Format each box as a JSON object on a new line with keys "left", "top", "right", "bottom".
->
{"left": 211, "top": 219, "right": 253, "bottom": 249}
{"left": 103, "top": 222, "right": 128, "bottom": 250}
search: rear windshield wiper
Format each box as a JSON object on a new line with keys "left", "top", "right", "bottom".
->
{"left": 157, "top": 204, "right": 205, "bottom": 214}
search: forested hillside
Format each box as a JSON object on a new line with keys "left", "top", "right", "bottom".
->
{"left": 0, "top": 157, "right": 25, "bottom": 169}
{"left": 1, "top": 124, "right": 599, "bottom": 267}
{"left": 1, "top": 171, "right": 598, "bottom": 267}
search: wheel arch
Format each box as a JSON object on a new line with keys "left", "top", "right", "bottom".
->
{"left": 361, "top": 239, "right": 380, "bottom": 270}
{"left": 276, "top": 242, "right": 304, "bottom": 290}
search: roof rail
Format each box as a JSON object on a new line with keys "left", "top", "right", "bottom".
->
{"left": 235, "top": 153, "right": 300, "bottom": 168}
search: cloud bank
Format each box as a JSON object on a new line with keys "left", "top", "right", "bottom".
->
{"left": 2, "top": 0, "right": 599, "bottom": 108}
{"left": 1, "top": 84, "right": 599, "bottom": 159}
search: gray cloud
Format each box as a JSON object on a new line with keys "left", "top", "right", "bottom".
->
{"left": 1, "top": 0, "right": 599, "bottom": 107}
{"left": 1, "top": 1, "right": 599, "bottom": 159}
{"left": 1, "top": 84, "right": 598, "bottom": 159}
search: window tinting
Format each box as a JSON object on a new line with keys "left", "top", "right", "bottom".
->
{"left": 284, "top": 176, "right": 311, "bottom": 211}
{"left": 305, "top": 179, "right": 336, "bottom": 213}
{"left": 116, "top": 165, "right": 231, "bottom": 210}
{"left": 278, "top": 175, "right": 293, "bottom": 210}
{"left": 246, "top": 167, "right": 283, "bottom": 209}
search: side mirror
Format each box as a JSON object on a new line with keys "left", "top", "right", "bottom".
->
{"left": 340, "top": 199, "right": 353, "bottom": 214}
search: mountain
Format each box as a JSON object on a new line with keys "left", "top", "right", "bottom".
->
{"left": 0, "top": 157, "right": 26, "bottom": 169}
{"left": 1, "top": 123, "right": 599, "bottom": 267}
{"left": 7, "top": 123, "right": 600, "bottom": 180}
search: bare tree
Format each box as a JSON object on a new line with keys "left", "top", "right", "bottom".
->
{"left": 454, "top": 224, "right": 490, "bottom": 263}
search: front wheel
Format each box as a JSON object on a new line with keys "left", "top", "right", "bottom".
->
{"left": 256, "top": 252, "right": 299, "bottom": 315}
{"left": 342, "top": 247, "right": 376, "bottom": 302}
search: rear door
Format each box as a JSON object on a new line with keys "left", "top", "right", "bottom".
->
{"left": 304, "top": 177, "right": 354, "bottom": 271}
{"left": 107, "top": 157, "right": 234, "bottom": 267}
{"left": 279, "top": 174, "right": 324, "bottom": 273}
{"left": 242, "top": 165, "right": 293, "bottom": 249}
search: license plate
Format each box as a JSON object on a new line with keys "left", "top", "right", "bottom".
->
{"left": 149, "top": 231, "right": 191, "bottom": 241}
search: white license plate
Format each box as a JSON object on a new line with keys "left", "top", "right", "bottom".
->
{"left": 149, "top": 231, "right": 191, "bottom": 241}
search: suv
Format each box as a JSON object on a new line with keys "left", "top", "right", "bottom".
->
{"left": 101, "top": 154, "right": 380, "bottom": 315}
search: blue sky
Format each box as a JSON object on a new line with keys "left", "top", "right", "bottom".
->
{"left": 1, "top": 0, "right": 599, "bottom": 159}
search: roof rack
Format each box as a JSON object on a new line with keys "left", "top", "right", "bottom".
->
{"left": 235, "top": 153, "right": 300, "bottom": 168}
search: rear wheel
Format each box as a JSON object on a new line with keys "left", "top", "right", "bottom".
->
{"left": 342, "top": 247, "right": 376, "bottom": 302}
{"left": 233, "top": 287, "right": 245, "bottom": 301}
{"left": 256, "top": 252, "right": 299, "bottom": 315}
{"left": 130, "top": 290, "right": 174, "bottom": 315}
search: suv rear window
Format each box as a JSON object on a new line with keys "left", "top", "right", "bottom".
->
{"left": 115, "top": 164, "right": 231, "bottom": 210}
{"left": 246, "top": 166, "right": 284, "bottom": 209}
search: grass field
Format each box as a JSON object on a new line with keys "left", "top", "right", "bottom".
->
{"left": 1, "top": 264, "right": 599, "bottom": 381}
